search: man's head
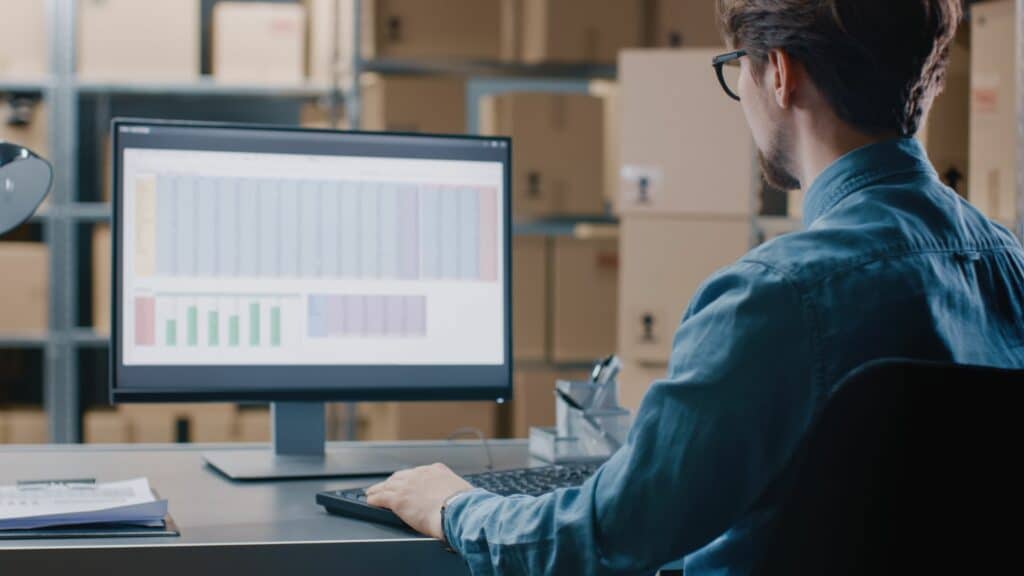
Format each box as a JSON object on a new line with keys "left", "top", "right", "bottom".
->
{"left": 717, "top": 0, "right": 963, "bottom": 190}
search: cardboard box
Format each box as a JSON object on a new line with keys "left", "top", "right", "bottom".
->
{"left": 83, "top": 408, "right": 131, "bottom": 443}
{"left": 0, "top": 97, "right": 48, "bottom": 160}
{"left": 78, "top": 0, "right": 200, "bottom": 81}
{"left": 0, "top": 408, "right": 48, "bottom": 444}
{"left": 619, "top": 216, "right": 749, "bottom": 364}
{"left": 0, "top": 243, "right": 48, "bottom": 334}
{"left": 919, "top": 29, "right": 970, "bottom": 197}
{"left": 213, "top": 2, "right": 306, "bottom": 84}
{"left": 358, "top": 402, "right": 498, "bottom": 441}
{"left": 551, "top": 236, "right": 619, "bottom": 362}
{"left": 650, "top": 0, "right": 726, "bottom": 48}
{"left": 510, "top": 368, "right": 590, "bottom": 438}
{"left": 513, "top": 236, "right": 548, "bottom": 361}
{"left": 120, "top": 404, "right": 236, "bottom": 443}
{"left": 480, "top": 92, "right": 606, "bottom": 218}
{"left": 362, "top": 0, "right": 503, "bottom": 60}
{"left": 307, "top": 0, "right": 355, "bottom": 83}
{"left": 618, "top": 49, "right": 755, "bottom": 217}
{"left": 787, "top": 189, "right": 804, "bottom": 221}
{"left": 970, "top": 0, "right": 1017, "bottom": 222}
{"left": 92, "top": 224, "right": 111, "bottom": 335}
{"left": 505, "top": 0, "right": 646, "bottom": 64}
{"left": 360, "top": 74, "right": 466, "bottom": 133}
{"left": 618, "top": 359, "right": 667, "bottom": 413}
{"left": 236, "top": 407, "right": 271, "bottom": 442}
{"left": 590, "top": 80, "right": 622, "bottom": 208}
{"left": 0, "top": 0, "right": 47, "bottom": 80}
{"left": 300, "top": 102, "right": 348, "bottom": 130}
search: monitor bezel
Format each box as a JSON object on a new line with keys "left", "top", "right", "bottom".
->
{"left": 110, "top": 118, "right": 513, "bottom": 403}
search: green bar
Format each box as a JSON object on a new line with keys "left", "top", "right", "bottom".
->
{"left": 271, "top": 307, "right": 281, "bottom": 347}
{"left": 187, "top": 306, "right": 198, "bottom": 346}
{"left": 166, "top": 320, "right": 177, "bottom": 346}
{"left": 229, "top": 315, "right": 240, "bottom": 347}
{"left": 208, "top": 311, "right": 219, "bottom": 346}
{"left": 249, "top": 302, "right": 260, "bottom": 346}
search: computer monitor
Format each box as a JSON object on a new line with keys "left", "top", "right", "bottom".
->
{"left": 110, "top": 119, "right": 512, "bottom": 479}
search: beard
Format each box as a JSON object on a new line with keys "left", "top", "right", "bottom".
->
{"left": 758, "top": 130, "right": 801, "bottom": 192}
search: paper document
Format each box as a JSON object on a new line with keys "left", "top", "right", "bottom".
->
{"left": 0, "top": 478, "right": 168, "bottom": 530}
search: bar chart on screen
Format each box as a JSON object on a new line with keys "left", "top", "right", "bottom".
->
{"left": 133, "top": 293, "right": 300, "bottom": 350}
{"left": 131, "top": 173, "right": 498, "bottom": 283}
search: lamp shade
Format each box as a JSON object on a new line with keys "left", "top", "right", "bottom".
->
{"left": 0, "top": 141, "right": 52, "bottom": 236}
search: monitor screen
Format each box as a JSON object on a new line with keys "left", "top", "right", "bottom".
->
{"left": 111, "top": 120, "right": 511, "bottom": 402}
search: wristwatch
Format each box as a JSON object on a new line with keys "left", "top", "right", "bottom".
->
{"left": 440, "top": 489, "right": 472, "bottom": 552}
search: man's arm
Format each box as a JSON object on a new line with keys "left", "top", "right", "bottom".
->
{"left": 374, "top": 261, "right": 819, "bottom": 574}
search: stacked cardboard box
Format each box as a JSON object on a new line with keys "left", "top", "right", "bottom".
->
{"left": 360, "top": 74, "right": 466, "bottom": 133}
{"left": 362, "top": 0, "right": 504, "bottom": 60}
{"left": 480, "top": 92, "right": 607, "bottom": 218}
{"left": 92, "top": 225, "right": 111, "bottom": 335}
{"left": 0, "top": 0, "right": 47, "bottom": 80}
{"left": 0, "top": 97, "right": 48, "bottom": 160}
{"left": 307, "top": 0, "right": 356, "bottom": 84}
{"left": 118, "top": 404, "right": 237, "bottom": 443}
{"left": 357, "top": 401, "right": 499, "bottom": 441}
{"left": 77, "top": 0, "right": 200, "bottom": 81}
{"left": 0, "top": 408, "right": 48, "bottom": 444}
{"left": 969, "top": 0, "right": 1018, "bottom": 225}
{"left": 0, "top": 243, "right": 48, "bottom": 334}
{"left": 502, "top": 0, "right": 646, "bottom": 64}
{"left": 212, "top": 2, "right": 307, "bottom": 84}
{"left": 649, "top": 0, "right": 726, "bottom": 48}
{"left": 616, "top": 49, "right": 755, "bottom": 409}
{"left": 919, "top": 29, "right": 970, "bottom": 198}
{"left": 510, "top": 368, "right": 590, "bottom": 438}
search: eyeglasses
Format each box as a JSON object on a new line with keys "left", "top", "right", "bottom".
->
{"left": 712, "top": 49, "right": 747, "bottom": 101}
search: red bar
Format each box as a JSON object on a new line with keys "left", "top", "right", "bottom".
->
{"left": 135, "top": 297, "right": 156, "bottom": 346}
{"left": 478, "top": 187, "right": 498, "bottom": 282}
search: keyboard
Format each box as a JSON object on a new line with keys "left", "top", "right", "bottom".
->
{"left": 316, "top": 462, "right": 603, "bottom": 529}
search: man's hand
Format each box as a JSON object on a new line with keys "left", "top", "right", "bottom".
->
{"left": 365, "top": 463, "right": 473, "bottom": 541}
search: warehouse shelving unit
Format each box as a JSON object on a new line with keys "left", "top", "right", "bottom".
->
{"left": 3, "top": 0, "right": 1023, "bottom": 442}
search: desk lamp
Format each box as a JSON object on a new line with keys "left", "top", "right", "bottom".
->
{"left": 0, "top": 141, "right": 52, "bottom": 235}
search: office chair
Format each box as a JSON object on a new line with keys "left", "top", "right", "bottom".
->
{"left": 750, "top": 358, "right": 1024, "bottom": 575}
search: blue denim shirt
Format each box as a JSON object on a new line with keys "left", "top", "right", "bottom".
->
{"left": 443, "top": 138, "right": 1024, "bottom": 575}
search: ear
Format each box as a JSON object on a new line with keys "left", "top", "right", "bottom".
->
{"left": 767, "top": 49, "right": 797, "bottom": 109}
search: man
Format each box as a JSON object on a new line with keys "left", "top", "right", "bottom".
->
{"left": 367, "top": 0, "right": 1024, "bottom": 573}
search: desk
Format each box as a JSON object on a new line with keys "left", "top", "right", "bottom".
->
{"left": 0, "top": 440, "right": 531, "bottom": 575}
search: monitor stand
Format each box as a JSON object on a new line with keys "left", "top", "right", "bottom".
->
{"left": 203, "top": 402, "right": 405, "bottom": 480}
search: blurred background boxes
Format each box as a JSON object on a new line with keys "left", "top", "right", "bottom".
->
{"left": 0, "top": 243, "right": 48, "bottom": 334}
{"left": 918, "top": 29, "right": 970, "bottom": 198}
{"left": 357, "top": 402, "right": 498, "bottom": 441}
{"left": 510, "top": 368, "right": 589, "bottom": 438}
{"left": 504, "top": 0, "right": 646, "bottom": 64}
{"left": 970, "top": 0, "right": 1017, "bottom": 224}
{"left": 362, "top": 0, "right": 503, "bottom": 60}
{"left": 77, "top": 0, "right": 201, "bottom": 81}
{"left": 212, "top": 2, "right": 307, "bottom": 84}
{"left": 618, "top": 216, "right": 750, "bottom": 364}
{"left": 92, "top": 225, "right": 111, "bottom": 335}
{"left": 0, "top": 408, "right": 48, "bottom": 444}
{"left": 550, "top": 236, "right": 619, "bottom": 362}
{"left": 0, "top": 0, "right": 48, "bottom": 80}
{"left": 0, "top": 97, "right": 48, "bottom": 161}
{"left": 617, "top": 49, "right": 754, "bottom": 217}
{"left": 512, "top": 236, "right": 548, "bottom": 361}
{"left": 360, "top": 74, "right": 466, "bottom": 132}
{"left": 648, "top": 0, "right": 725, "bottom": 48}
{"left": 480, "top": 92, "right": 607, "bottom": 218}
{"left": 307, "top": 0, "right": 355, "bottom": 83}
{"left": 617, "top": 359, "right": 667, "bottom": 413}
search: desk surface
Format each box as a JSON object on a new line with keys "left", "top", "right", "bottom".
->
{"left": 0, "top": 440, "right": 532, "bottom": 575}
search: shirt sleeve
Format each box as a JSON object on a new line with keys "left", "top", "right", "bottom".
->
{"left": 444, "top": 261, "right": 819, "bottom": 575}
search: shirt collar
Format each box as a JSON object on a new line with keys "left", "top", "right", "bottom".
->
{"left": 802, "top": 137, "right": 937, "bottom": 228}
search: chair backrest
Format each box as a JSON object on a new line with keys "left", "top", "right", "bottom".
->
{"left": 752, "top": 359, "right": 1024, "bottom": 575}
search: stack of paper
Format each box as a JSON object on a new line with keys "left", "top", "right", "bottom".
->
{"left": 0, "top": 478, "right": 167, "bottom": 531}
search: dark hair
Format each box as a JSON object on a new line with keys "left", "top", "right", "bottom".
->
{"left": 717, "top": 0, "right": 963, "bottom": 137}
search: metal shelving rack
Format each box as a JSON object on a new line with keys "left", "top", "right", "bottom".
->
{"left": 5, "top": 0, "right": 1023, "bottom": 442}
